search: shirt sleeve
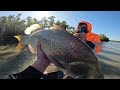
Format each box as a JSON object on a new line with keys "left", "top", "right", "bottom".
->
{"left": 86, "top": 40, "right": 95, "bottom": 49}
{"left": 7, "top": 66, "right": 43, "bottom": 79}
{"left": 92, "top": 35, "right": 102, "bottom": 53}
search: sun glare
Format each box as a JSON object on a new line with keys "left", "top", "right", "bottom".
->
{"left": 32, "top": 11, "right": 49, "bottom": 19}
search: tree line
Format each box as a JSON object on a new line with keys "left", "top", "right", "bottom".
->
{"left": 0, "top": 13, "right": 109, "bottom": 45}
{"left": 99, "top": 34, "right": 109, "bottom": 42}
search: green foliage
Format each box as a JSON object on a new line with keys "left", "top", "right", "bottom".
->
{"left": 48, "top": 16, "right": 55, "bottom": 27}
{"left": 99, "top": 34, "right": 109, "bottom": 42}
{"left": 0, "top": 13, "right": 27, "bottom": 45}
{"left": 0, "top": 13, "right": 27, "bottom": 36}
{"left": 0, "top": 14, "right": 76, "bottom": 45}
{"left": 67, "top": 26, "right": 76, "bottom": 34}
{"left": 0, "top": 13, "right": 110, "bottom": 45}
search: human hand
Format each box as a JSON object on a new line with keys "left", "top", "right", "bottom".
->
{"left": 32, "top": 43, "right": 51, "bottom": 73}
{"left": 74, "top": 32, "right": 86, "bottom": 42}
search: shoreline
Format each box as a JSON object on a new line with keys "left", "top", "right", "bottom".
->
{"left": 110, "top": 40, "right": 120, "bottom": 42}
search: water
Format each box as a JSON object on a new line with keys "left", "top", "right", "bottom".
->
{"left": 97, "top": 41, "right": 120, "bottom": 79}
{"left": 0, "top": 45, "right": 36, "bottom": 79}
{"left": 0, "top": 41, "right": 120, "bottom": 79}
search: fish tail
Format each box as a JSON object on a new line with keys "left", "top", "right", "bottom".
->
{"left": 14, "top": 35, "right": 25, "bottom": 50}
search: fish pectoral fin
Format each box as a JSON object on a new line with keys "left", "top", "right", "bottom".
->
{"left": 49, "top": 57, "right": 66, "bottom": 72}
{"left": 94, "top": 63, "right": 104, "bottom": 79}
{"left": 66, "top": 61, "right": 90, "bottom": 79}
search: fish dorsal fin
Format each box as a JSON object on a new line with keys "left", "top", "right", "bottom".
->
{"left": 24, "top": 24, "right": 43, "bottom": 35}
{"left": 50, "top": 24, "right": 65, "bottom": 30}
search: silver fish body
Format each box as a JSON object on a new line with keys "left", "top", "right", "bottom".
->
{"left": 28, "top": 29, "right": 104, "bottom": 79}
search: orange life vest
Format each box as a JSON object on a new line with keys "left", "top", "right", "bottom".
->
{"left": 86, "top": 32, "right": 101, "bottom": 54}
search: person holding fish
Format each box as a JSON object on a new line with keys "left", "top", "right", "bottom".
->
{"left": 74, "top": 21, "right": 101, "bottom": 54}
{"left": 7, "top": 21, "right": 103, "bottom": 79}
{"left": 64, "top": 21, "right": 102, "bottom": 79}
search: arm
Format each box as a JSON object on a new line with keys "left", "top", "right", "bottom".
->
{"left": 90, "top": 35, "right": 102, "bottom": 54}
{"left": 32, "top": 44, "right": 51, "bottom": 73}
{"left": 8, "top": 44, "right": 50, "bottom": 79}
{"left": 74, "top": 33, "right": 95, "bottom": 50}
{"left": 8, "top": 66, "right": 44, "bottom": 79}
{"left": 86, "top": 40, "right": 95, "bottom": 49}
{"left": 86, "top": 39, "right": 101, "bottom": 54}
{"left": 74, "top": 32, "right": 101, "bottom": 53}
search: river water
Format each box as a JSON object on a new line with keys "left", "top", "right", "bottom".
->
{"left": 97, "top": 41, "right": 120, "bottom": 79}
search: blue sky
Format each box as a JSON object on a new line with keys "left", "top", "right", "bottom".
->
{"left": 0, "top": 11, "right": 119, "bottom": 41}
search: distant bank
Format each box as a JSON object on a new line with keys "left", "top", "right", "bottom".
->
{"left": 99, "top": 34, "right": 109, "bottom": 42}
{"left": 110, "top": 40, "right": 120, "bottom": 42}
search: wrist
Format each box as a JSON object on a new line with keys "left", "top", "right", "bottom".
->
{"left": 32, "top": 59, "right": 50, "bottom": 73}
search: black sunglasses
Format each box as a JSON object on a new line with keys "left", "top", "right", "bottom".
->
{"left": 77, "top": 23, "right": 87, "bottom": 33}
{"left": 77, "top": 27, "right": 87, "bottom": 33}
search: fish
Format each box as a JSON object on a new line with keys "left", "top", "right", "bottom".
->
{"left": 14, "top": 24, "right": 104, "bottom": 79}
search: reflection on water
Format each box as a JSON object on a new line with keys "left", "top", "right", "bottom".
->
{"left": 97, "top": 54, "right": 120, "bottom": 63}
{"left": 0, "top": 41, "right": 120, "bottom": 79}
{"left": 97, "top": 41, "right": 120, "bottom": 79}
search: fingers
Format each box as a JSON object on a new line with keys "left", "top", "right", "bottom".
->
{"left": 36, "top": 43, "right": 43, "bottom": 58}
{"left": 37, "top": 44, "right": 40, "bottom": 52}
{"left": 36, "top": 43, "right": 50, "bottom": 63}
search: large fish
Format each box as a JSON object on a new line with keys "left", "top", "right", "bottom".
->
{"left": 14, "top": 24, "right": 104, "bottom": 79}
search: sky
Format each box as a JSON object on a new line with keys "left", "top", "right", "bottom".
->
{"left": 0, "top": 11, "right": 120, "bottom": 41}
